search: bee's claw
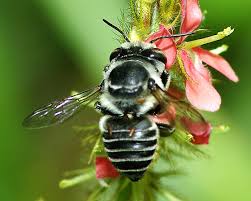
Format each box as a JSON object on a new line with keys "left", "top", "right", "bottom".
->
{"left": 158, "top": 123, "right": 175, "bottom": 137}
{"left": 108, "top": 125, "right": 113, "bottom": 136}
{"left": 129, "top": 128, "right": 136, "bottom": 137}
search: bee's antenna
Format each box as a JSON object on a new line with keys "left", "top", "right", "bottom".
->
{"left": 103, "top": 19, "right": 130, "bottom": 42}
{"left": 150, "top": 32, "right": 194, "bottom": 43}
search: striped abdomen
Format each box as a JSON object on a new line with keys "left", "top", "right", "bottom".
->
{"left": 99, "top": 116, "right": 158, "bottom": 181}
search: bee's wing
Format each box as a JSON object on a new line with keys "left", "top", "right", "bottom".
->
{"left": 152, "top": 87, "right": 207, "bottom": 127}
{"left": 167, "top": 97, "right": 206, "bottom": 124}
{"left": 23, "top": 86, "right": 101, "bottom": 129}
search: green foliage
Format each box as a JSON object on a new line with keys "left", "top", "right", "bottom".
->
{"left": 129, "top": 0, "right": 156, "bottom": 40}
{"left": 123, "top": 0, "right": 182, "bottom": 41}
{"left": 169, "top": 64, "right": 186, "bottom": 91}
{"left": 158, "top": 0, "right": 181, "bottom": 29}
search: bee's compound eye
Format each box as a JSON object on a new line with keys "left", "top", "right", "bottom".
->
{"left": 141, "top": 49, "right": 167, "bottom": 64}
{"left": 110, "top": 48, "right": 121, "bottom": 61}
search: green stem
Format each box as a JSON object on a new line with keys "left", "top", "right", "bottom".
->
{"left": 59, "top": 168, "right": 95, "bottom": 189}
{"left": 132, "top": 181, "right": 144, "bottom": 201}
{"left": 88, "top": 134, "right": 102, "bottom": 164}
{"left": 86, "top": 187, "right": 103, "bottom": 201}
{"left": 155, "top": 188, "right": 185, "bottom": 201}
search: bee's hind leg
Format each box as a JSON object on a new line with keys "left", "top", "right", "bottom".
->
{"left": 157, "top": 123, "right": 175, "bottom": 137}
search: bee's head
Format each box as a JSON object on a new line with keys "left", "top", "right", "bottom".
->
{"left": 109, "top": 42, "right": 167, "bottom": 65}
{"left": 104, "top": 42, "right": 168, "bottom": 99}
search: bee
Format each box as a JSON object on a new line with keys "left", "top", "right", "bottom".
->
{"left": 23, "top": 19, "right": 206, "bottom": 182}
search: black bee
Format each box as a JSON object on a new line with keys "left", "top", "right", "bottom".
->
{"left": 23, "top": 20, "right": 205, "bottom": 182}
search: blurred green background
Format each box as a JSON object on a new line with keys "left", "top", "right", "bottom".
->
{"left": 0, "top": 0, "right": 250, "bottom": 201}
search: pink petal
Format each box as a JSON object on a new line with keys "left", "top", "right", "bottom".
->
{"left": 179, "top": 0, "right": 202, "bottom": 42}
{"left": 193, "top": 47, "right": 239, "bottom": 82}
{"left": 193, "top": 52, "right": 212, "bottom": 82}
{"left": 96, "top": 157, "right": 120, "bottom": 179}
{"left": 180, "top": 50, "right": 221, "bottom": 112}
{"left": 146, "top": 25, "right": 177, "bottom": 69}
{"left": 181, "top": 117, "right": 212, "bottom": 144}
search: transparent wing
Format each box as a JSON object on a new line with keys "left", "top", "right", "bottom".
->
{"left": 23, "top": 86, "right": 101, "bottom": 129}
{"left": 168, "top": 96, "right": 206, "bottom": 124}
{"left": 152, "top": 87, "right": 207, "bottom": 126}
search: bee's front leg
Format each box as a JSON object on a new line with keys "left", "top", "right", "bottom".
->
{"left": 148, "top": 78, "right": 157, "bottom": 91}
{"left": 95, "top": 101, "right": 118, "bottom": 116}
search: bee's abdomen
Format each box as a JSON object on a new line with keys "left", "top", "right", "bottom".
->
{"left": 100, "top": 116, "right": 158, "bottom": 182}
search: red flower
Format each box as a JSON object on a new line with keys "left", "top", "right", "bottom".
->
{"left": 181, "top": 117, "right": 211, "bottom": 144}
{"left": 147, "top": 0, "right": 239, "bottom": 112}
{"left": 145, "top": 25, "right": 177, "bottom": 69}
{"left": 95, "top": 157, "right": 120, "bottom": 179}
{"left": 150, "top": 100, "right": 212, "bottom": 144}
{"left": 179, "top": 0, "right": 203, "bottom": 42}
{"left": 181, "top": 50, "right": 221, "bottom": 111}
{"left": 193, "top": 47, "right": 239, "bottom": 82}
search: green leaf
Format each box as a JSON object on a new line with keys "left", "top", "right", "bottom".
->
{"left": 86, "top": 187, "right": 103, "bottom": 201}
{"left": 59, "top": 168, "right": 95, "bottom": 189}
{"left": 97, "top": 179, "right": 121, "bottom": 201}
{"left": 154, "top": 188, "right": 186, "bottom": 201}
